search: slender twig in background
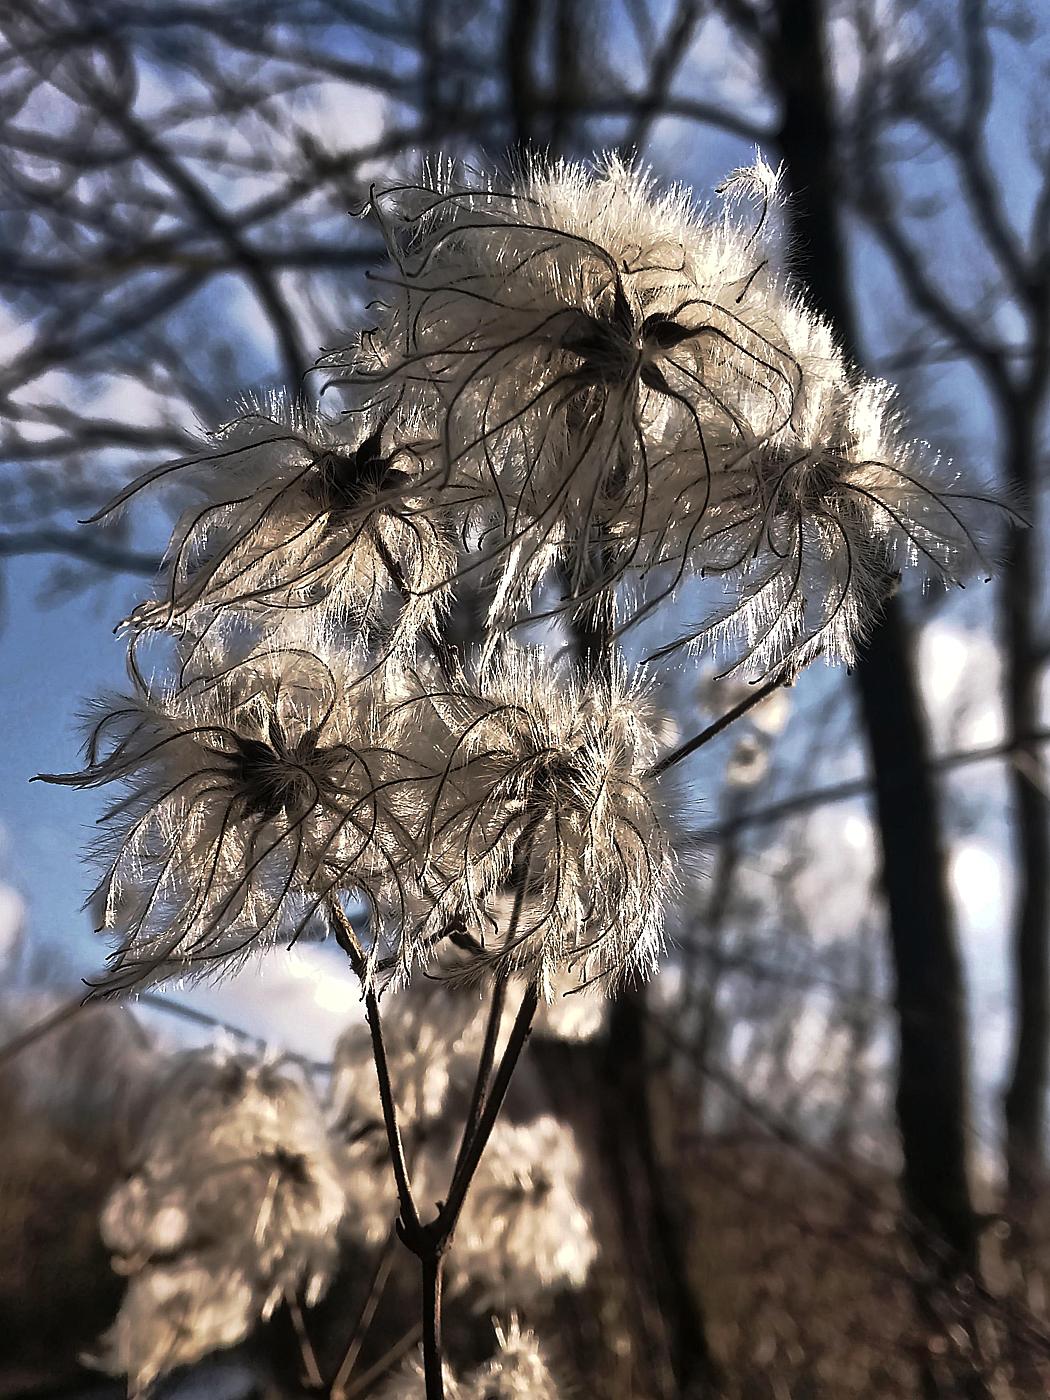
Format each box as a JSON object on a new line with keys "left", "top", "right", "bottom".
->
{"left": 648, "top": 671, "right": 789, "bottom": 777}
{"left": 138, "top": 993, "right": 269, "bottom": 1050}
{"left": 287, "top": 1293, "right": 324, "bottom": 1391}
{"left": 691, "top": 728, "right": 1050, "bottom": 842}
{"left": 0, "top": 995, "right": 87, "bottom": 1068}
{"left": 343, "top": 1323, "right": 424, "bottom": 1398}
{"left": 141, "top": 994, "right": 330, "bottom": 1074}
{"left": 0, "top": 527, "right": 161, "bottom": 575}
{"left": 330, "top": 1228, "right": 399, "bottom": 1398}
{"left": 0, "top": 990, "right": 331, "bottom": 1073}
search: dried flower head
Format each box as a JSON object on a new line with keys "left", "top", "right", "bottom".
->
{"left": 332, "top": 154, "right": 798, "bottom": 627}
{"left": 373, "top": 1320, "right": 558, "bottom": 1400}
{"left": 40, "top": 649, "right": 418, "bottom": 992}
{"left": 94, "top": 1046, "right": 344, "bottom": 1391}
{"left": 650, "top": 354, "right": 1014, "bottom": 676}
{"left": 399, "top": 650, "right": 679, "bottom": 993}
{"left": 373, "top": 1356, "right": 463, "bottom": 1399}
{"left": 449, "top": 1114, "right": 597, "bottom": 1303}
{"left": 88, "top": 1260, "right": 257, "bottom": 1396}
{"left": 338, "top": 155, "right": 1013, "bottom": 671}
{"left": 462, "top": 1317, "right": 560, "bottom": 1400}
{"left": 90, "top": 394, "right": 456, "bottom": 653}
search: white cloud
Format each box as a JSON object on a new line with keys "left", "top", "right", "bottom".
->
{"left": 144, "top": 944, "right": 363, "bottom": 1063}
{"left": 842, "top": 810, "right": 875, "bottom": 855}
{"left": 0, "top": 299, "right": 37, "bottom": 360}
{"left": 9, "top": 365, "right": 192, "bottom": 434}
{"left": 294, "top": 81, "right": 388, "bottom": 156}
{"left": 0, "top": 884, "right": 26, "bottom": 967}
{"left": 919, "top": 619, "right": 1003, "bottom": 749}
{"left": 950, "top": 840, "right": 1005, "bottom": 920}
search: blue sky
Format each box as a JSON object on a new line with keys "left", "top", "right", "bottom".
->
{"left": 2, "top": 556, "right": 141, "bottom": 975}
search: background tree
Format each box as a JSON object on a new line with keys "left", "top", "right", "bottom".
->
{"left": 845, "top": 0, "right": 1050, "bottom": 1224}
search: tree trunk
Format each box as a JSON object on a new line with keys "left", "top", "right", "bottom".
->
{"left": 766, "top": 0, "right": 983, "bottom": 1310}
{"left": 601, "top": 989, "right": 725, "bottom": 1398}
{"left": 1002, "top": 405, "right": 1050, "bottom": 1211}
{"left": 852, "top": 597, "right": 980, "bottom": 1274}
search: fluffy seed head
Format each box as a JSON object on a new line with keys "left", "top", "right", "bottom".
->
{"left": 41, "top": 649, "right": 419, "bottom": 993}
{"left": 338, "top": 155, "right": 1014, "bottom": 670}
{"left": 87, "top": 1260, "right": 257, "bottom": 1396}
{"left": 462, "top": 1318, "right": 560, "bottom": 1400}
{"left": 449, "top": 1114, "right": 597, "bottom": 1303}
{"left": 374, "top": 1357, "right": 463, "bottom": 1399}
{"left": 397, "top": 650, "right": 679, "bottom": 994}
{"left": 94, "top": 1046, "right": 345, "bottom": 1391}
{"left": 649, "top": 346, "right": 1014, "bottom": 676}
{"left": 372, "top": 1320, "right": 559, "bottom": 1399}
{"left": 97, "top": 394, "right": 456, "bottom": 655}
{"left": 333, "top": 154, "right": 800, "bottom": 627}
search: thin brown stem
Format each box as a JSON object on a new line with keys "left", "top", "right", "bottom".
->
{"left": 364, "top": 988, "right": 422, "bottom": 1236}
{"left": 329, "top": 1228, "right": 399, "bottom": 1398}
{"left": 647, "top": 671, "right": 789, "bottom": 777}
{"left": 286, "top": 1293, "right": 324, "bottom": 1392}
{"left": 327, "top": 896, "right": 368, "bottom": 977}
{"left": 343, "top": 1324, "right": 424, "bottom": 1398}
{"left": 444, "top": 829, "right": 538, "bottom": 1209}
{"left": 0, "top": 996, "right": 86, "bottom": 1067}
{"left": 421, "top": 1252, "right": 446, "bottom": 1400}
{"left": 446, "top": 973, "right": 508, "bottom": 1200}
{"left": 328, "top": 858, "right": 538, "bottom": 1400}
{"left": 441, "top": 981, "right": 541, "bottom": 1227}
{"left": 328, "top": 898, "right": 421, "bottom": 1237}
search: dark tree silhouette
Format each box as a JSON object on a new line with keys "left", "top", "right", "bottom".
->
{"left": 848, "top": 0, "right": 1050, "bottom": 1220}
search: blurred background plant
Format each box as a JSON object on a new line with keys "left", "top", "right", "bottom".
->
{"left": 1, "top": 1, "right": 1049, "bottom": 1397}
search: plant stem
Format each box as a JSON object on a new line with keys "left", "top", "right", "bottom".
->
{"left": 328, "top": 898, "right": 420, "bottom": 1236}
{"left": 446, "top": 973, "right": 507, "bottom": 1198}
{"left": 442, "top": 981, "right": 540, "bottom": 1225}
{"left": 286, "top": 1293, "right": 324, "bottom": 1391}
{"left": 647, "top": 671, "right": 788, "bottom": 777}
{"left": 330, "top": 1228, "right": 398, "bottom": 1398}
{"left": 343, "top": 1324, "right": 423, "bottom": 1398}
{"left": 421, "top": 1252, "right": 446, "bottom": 1400}
{"left": 364, "top": 985, "right": 422, "bottom": 1236}
{"left": 444, "top": 830, "right": 538, "bottom": 1212}
{"left": 329, "top": 871, "right": 539, "bottom": 1400}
